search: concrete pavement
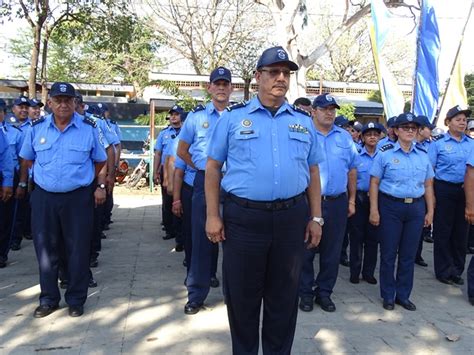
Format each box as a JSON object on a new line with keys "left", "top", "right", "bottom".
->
{"left": 0, "top": 191, "right": 473, "bottom": 354}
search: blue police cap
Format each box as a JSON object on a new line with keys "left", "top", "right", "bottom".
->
{"left": 168, "top": 104, "right": 184, "bottom": 115}
{"left": 349, "top": 121, "right": 363, "bottom": 132}
{"left": 361, "top": 122, "right": 385, "bottom": 134}
{"left": 386, "top": 116, "right": 397, "bottom": 128}
{"left": 0, "top": 98, "right": 6, "bottom": 109}
{"left": 13, "top": 96, "right": 30, "bottom": 106}
{"left": 50, "top": 82, "right": 76, "bottom": 97}
{"left": 414, "top": 115, "right": 435, "bottom": 130}
{"left": 87, "top": 104, "right": 101, "bottom": 116}
{"left": 393, "top": 112, "right": 418, "bottom": 127}
{"left": 334, "top": 115, "right": 349, "bottom": 127}
{"left": 29, "top": 98, "right": 44, "bottom": 108}
{"left": 210, "top": 67, "right": 232, "bottom": 83}
{"left": 312, "top": 93, "right": 340, "bottom": 109}
{"left": 75, "top": 93, "right": 84, "bottom": 103}
{"left": 446, "top": 105, "right": 472, "bottom": 120}
{"left": 97, "top": 103, "right": 109, "bottom": 112}
{"left": 256, "top": 46, "right": 298, "bottom": 71}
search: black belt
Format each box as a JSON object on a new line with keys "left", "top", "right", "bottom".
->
{"left": 434, "top": 179, "right": 463, "bottom": 187}
{"left": 322, "top": 193, "right": 345, "bottom": 201}
{"left": 226, "top": 192, "right": 306, "bottom": 211}
{"left": 380, "top": 192, "right": 423, "bottom": 204}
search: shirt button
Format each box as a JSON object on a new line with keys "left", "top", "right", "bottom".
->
{"left": 274, "top": 148, "right": 277, "bottom": 151}
{"left": 275, "top": 182, "right": 278, "bottom": 184}
{"left": 275, "top": 164, "right": 278, "bottom": 167}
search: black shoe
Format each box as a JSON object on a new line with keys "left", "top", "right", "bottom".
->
{"left": 315, "top": 296, "right": 336, "bottom": 312}
{"left": 184, "top": 302, "right": 202, "bottom": 315}
{"left": 59, "top": 279, "right": 68, "bottom": 289}
{"left": 468, "top": 247, "right": 474, "bottom": 254}
{"left": 175, "top": 244, "right": 184, "bottom": 252}
{"left": 210, "top": 277, "right": 220, "bottom": 288}
{"left": 469, "top": 297, "right": 474, "bottom": 306}
{"left": 437, "top": 277, "right": 454, "bottom": 285}
{"left": 299, "top": 296, "right": 314, "bottom": 312}
{"left": 395, "top": 299, "right": 416, "bottom": 311}
{"left": 349, "top": 275, "right": 359, "bottom": 284}
{"left": 383, "top": 300, "right": 394, "bottom": 311}
{"left": 23, "top": 234, "right": 32, "bottom": 240}
{"left": 11, "top": 243, "right": 21, "bottom": 251}
{"left": 340, "top": 258, "right": 350, "bottom": 267}
{"left": 423, "top": 236, "right": 434, "bottom": 243}
{"left": 89, "top": 278, "right": 98, "bottom": 288}
{"left": 450, "top": 275, "right": 464, "bottom": 285}
{"left": 68, "top": 305, "right": 84, "bottom": 317}
{"left": 90, "top": 258, "right": 99, "bottom": 268}
{"left": 34, "top": 304, "right": 59, "bottom": 318}
{"left": 162, "top": 233, "right": 174, "bottom": 240}
{"left": 415, "top": 258, "right": 428, "bottom": 267}
{"left": 362, "top": 275, "right": 377, "bottom": 285}
{"left": 0, "top": 260, "right": 6, "bottom": 268}
{"left": 103, "top": 224, "right": 110, "bottom": 231}
{"left": 100, "top": 232, "right": 107, "bottom": 239}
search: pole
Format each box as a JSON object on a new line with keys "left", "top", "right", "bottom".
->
{"left": 149, "top": 100, "right": 155, "bottom": 192}
{"left": 411, "top": 0, "right": 424, "bottom": 112}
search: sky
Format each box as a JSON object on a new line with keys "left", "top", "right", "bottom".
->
{"left": 0, "top": 0, "right": 472, "bottom": 87}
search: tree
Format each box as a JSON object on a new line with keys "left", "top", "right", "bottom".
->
{"left": 465, "top": 73, "right": 474, "bottom": 112}
{"left": 255, "top": 0, "right": 420, "bottom": 98}
{"left": 337, "top": 103, "right": 356, "bottom": 121}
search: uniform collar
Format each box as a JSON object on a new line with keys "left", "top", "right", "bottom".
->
{"left": 445, "top": 131, "right": 468, "bottom": 143}
{"left": 393, "top": 141, "right": 416, "bottom": 153}
{"left": 248, "top": 97, "right": 294, "bottom": 116}
{"left": 206, "top": 101, "right": 218, "bottom": 115}
{"left": 47, "top": 112, "right": 80, "bottom": 129}
{"left": 360, "top": 145, "right": 377, "bottom": 157}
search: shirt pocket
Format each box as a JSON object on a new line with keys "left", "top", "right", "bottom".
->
{"left": 234, "top": 130, "right": 260, "bottom": 159}
{"left": 34, "top": 142, "right": 53, "bottom": 167}
{"left": 65, "top": 145, "right": 90, "bottom": 164}
{"left": 288, "top": 131, "right": 310, "bottom": 160}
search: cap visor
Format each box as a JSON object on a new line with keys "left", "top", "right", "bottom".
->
{"left": 211, "top": 76, "right": 231, "bottom": 83}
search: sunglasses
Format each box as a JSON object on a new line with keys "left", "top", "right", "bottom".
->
{"left": 259, "top": 69, "right": 294, "bottom": 78}
{"left": 398, "top": 125, "right": 418, "bottom": 132}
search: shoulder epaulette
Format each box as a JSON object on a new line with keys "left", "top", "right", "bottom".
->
{"left": 191, "top": 104, "right": 205, "bottom": 113}
{"left": 31, "top": 116, "right": 46, "bottom": 126}
{"left": 12, "top": 125, "right": 22, "bottom": 131}
{"left": 379, "top": 143, "right": 394, "bottom": 152}
{"left": 431, "top": 134, "right": 444, "bottom": 141}
{"left": 110, "top": 120, "right": 117, "bottom": 124}
{"left": 415, "top": 144, "right": 427, "bottom": 153}
{"left": 292, "top": 105, "right": 311, "bottom": 117}
{"left": 356, "top": 146, "right": 362, "bottom": 153}
{"left": 226, "top": 101, "right": 247, "bottom": 112}
{"left": 83, "top": 116, "right": 97, "bottom": 128}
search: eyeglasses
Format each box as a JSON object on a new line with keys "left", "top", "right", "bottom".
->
{"left": 317, "top": 107, "right": 336, "bottom": 113}
{"left": 259, "top": 69, "right": 294, "bottom": 78}
{"left": 398, "top": 125, "right": 418, "bottom": 132}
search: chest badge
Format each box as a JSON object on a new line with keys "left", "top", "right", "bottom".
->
{"left": 445, "top": 144, "right": 452, "bottom": 151}
{"left": 202, "top": 121, "right": 209, "bottom": 129}
{"left": 241, "top": 119, "right": 252, "bottom": 128}
{"left": 40, "top": 137, "right": 46, "bottom": 144}
{"left": 392, "top": 158, "right": 400, "bottom": 164}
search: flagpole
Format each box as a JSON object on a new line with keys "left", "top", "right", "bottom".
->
{"left": 435, "top": 2, "right": 473, "bottom": 125}
{"left": 411, "top": 0, "right": 424, "bottom": 112}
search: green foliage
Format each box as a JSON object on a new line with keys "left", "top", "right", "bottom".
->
{"left": 157, "top": 80, "right": 200, "bottom": 111}
{"left": 367, "top": 90, "right": 383, "bottom": 103}
{"left": 337, "top": 103, "right": 356, "bottom": 121}
{"left": 134, "top": 113, "right": 168, "bottom": 126}
{"left": 465, "top": 72, "right": 474, "bottom": 112}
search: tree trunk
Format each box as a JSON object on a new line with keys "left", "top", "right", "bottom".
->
{"left": 29, "top": 24, "right": 42, "bottom": 98}
{"left": 243, "top": 77, "right": 251, "bottom": 100}
{"left": 40, "top": 35, "right": 49, "bottom": 104}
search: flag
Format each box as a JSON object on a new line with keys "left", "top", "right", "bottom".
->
{"left": 369, "top": 0, "right": 406, "bottom": 118}
{"left": 412, "top": 0, "right": 440, "bottom": 123}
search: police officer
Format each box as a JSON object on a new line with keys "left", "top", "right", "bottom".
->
{"left": 206, "top": 46, "right": 323, "bottom": 355}
{"left": 429, "top": 105, "right": 474, "bottom": 285}
{"left": 377, "top": 116, "right": 397, "bottom": 149}
{"left": 349, "top": 122, "right": 385, "bottom": 284}
{"left": 369, "top": 113, "right": 434, "bottom": 311}
{"left": 154, "top": 105, "right": 183, "bottom": 240}
{"left": 29, "top": 98, "right": 44, "bottom": 120}
{"left": 299, "top": 93, "right": 358, "bottom": 313}
{"left": 19, "top": 82, "right": 107, "bottom": 318}
{"left": 293, "top": 97, "right": 312, "bottom": 112}
{"left": 413, "top": 115, "right": 436, "bottom": 268}
{"left": 177, "top": 67, "right": 232, "bottom": 315}
{"left": 464, "top": 155, "right": 474, "bottom": 305}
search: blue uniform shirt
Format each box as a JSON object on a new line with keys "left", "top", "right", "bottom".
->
{"left": 355, "top": 146, "right": 378, "bottom": 192}
{"left": 85, "top": 113, "right": 118, "bottom": 148}
{"left": 468, "top": 154, "right": 474, "bottom": 168}
{"left": 107, "top": 119, "right": 122, "bottom": 141}
{"left": 0, "top": 131, "right": 14, "bottom": 187}
{"left": 370, "top": 142, "right": 434, "bottom": 198}
{"left": 174, "top": 155, "right": 196, "bottom": 187}
{"left": 377, "top": 136, "right": 396, "bottom": 150}
{"left": 163, "top": 135, "right": 179, "bottom": 159}
{"left": 20, "top": 113, "right": 107, "bottom": 193}
{"left": 179, "top": 102, "right": 222, "bottom": 171}
{"left": 1, "top": 121, "right": 23, "bottom": 171}
{"left": 428, "top": 133, "right": 474, "bottom": 184}
{"left": 155, "top": 126, "right": 181, "bottom": 164}
{"left": 208, "top": 97, "right": 323, "bottom": 201}
{"left": 316, "top": 125, "right": 358, "bottom": 196}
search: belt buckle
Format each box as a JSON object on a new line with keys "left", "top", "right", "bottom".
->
{"left": 404, "top": 198, "right": 413, "bottom": 204}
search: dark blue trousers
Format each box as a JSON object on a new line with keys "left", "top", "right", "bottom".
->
{"left": 468, "top": 256, "right": 474, "bottom": 299}
{"left": 160, "top": 167, "right": 173, "bottom": 234}
{"left": 181, "top": 182, "right": 193, "bottom": 272}
{"left": 433, "top": 180, "right": 469, "bottom": 279}
{"left": 379, "top": 194, "right": 425, "bottom": 302}
{"left": 300, "top": 194, "right": 348, "bottom": 298}
{"left": 103, "top": 189, "right": 114, "bottom": 225}
{"left": 31, "top": 185, "right": 93, "bottom": 307}
{"left": 91, "top": 201, "right": 103, "bottom": 260}
{"left": 186, "top": 171, "right": 218, "bottom": 304}
{"left": 223, "top": 196, "right": 307, "bottom": 355}
{"left": 0, "top": 172, "right": 19, "bottom": 259}
{"left": 348, "top": 191, "right": 378, "bottom": 278}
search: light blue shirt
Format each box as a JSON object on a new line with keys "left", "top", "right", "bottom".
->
{"left": 179, "top": 102, "right": 221, "bottom": 171}
{"left": 370, "top": 141, "right": 434, "bottom": 198}
{"left": 85, "top": 113, "right": 118, "bottom": 148}
{"left": 174, "top": 155, "right": 196, "bottom": 187}
{"left": 107, "top": 119, "right": 122, "bottom": 141}
{"left": 163, "top": 135, "right": 179, "bottom": 159}
{"left": 20, "top": 113, "right": 107, "bottom": 192}
{"left": 155, "top": 126, "right": 181, "bottom": 164}
{"left": 0, "top": 131, "right": 14, "bottom": 187}
{"left": 355, "top": 146, "right": 378, "bottom": 192}
{"left": 316, "top": 125, "right": 358, "bottom": 196}
{"left": 208, "top": 97, "right": 323, "bottom": 201}
{"left": 377, "top": 136, "right": 397, "bottom": 150}
{"left": 468, "top": 154, "right": 474, "bottom": 168}
{"left": 1, "top": 121, "right": 23, "bottom": 171}
{"left": 428, "top": 132, "right": 474, "bottom": 183}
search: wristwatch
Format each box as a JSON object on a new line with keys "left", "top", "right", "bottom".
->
{"left": 97, "top": 183, "right": 106, "bottom": 190}
{"left": 311, "top": 216, "right": 325, "bottom": 226}
{"left": 18, "top": 182, "right": 28, "bottom": 188}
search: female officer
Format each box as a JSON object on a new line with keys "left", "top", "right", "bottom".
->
{"left": 429, "top": 105, "right": 473, "bottom": 285}
{"left": 349, "top": 122, "right": 384, "bottom": 285}
{"left": 369, "top": 113, "right": 434, "bottom": 311}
